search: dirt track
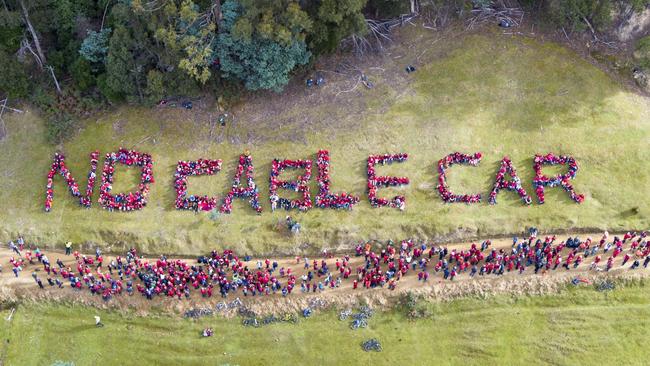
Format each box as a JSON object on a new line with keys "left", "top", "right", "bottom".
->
{"left": 1, "top": 232, "right": 648, "bottom": 317}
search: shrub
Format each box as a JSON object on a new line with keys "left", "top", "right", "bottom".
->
{"left": 145, "top": 70, "right": 165, "bottom": 104}
{"left": 366, "top": 0, "right": 411, "bottom": 18}
{"left": 45, "top": 112, "right": 77, "bottom": 144}
{"left": 80, "top": 28, "right": 112, "bottom": 65}
{"left": 520, "top": 0, "right": 613, "bottom": 32}
{"left": 70, "top": 57, "right": 96, "bottom": 92}
{"left": 635, "top": 35, "right": 650, "bottom": 70}
{"left": 0, "top": 49, "right": 30, "bottom": 99}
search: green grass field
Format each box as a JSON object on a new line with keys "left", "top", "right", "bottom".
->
{"left": 2, "top": 28, "right": 650, "bottom": 366}
{"left": 1, "top": 30, "right": 649, "bottom": 255}
{"left": 2, "top": 280, "right": 650, "bottom": 366}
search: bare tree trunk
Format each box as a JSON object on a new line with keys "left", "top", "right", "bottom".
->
{"left": 47, "top": 66, "right": 62, "bottom": 94}
{"left": 1, "top": 0, "right": 9, "bottom": 12}
{"left": 19, "top": 0, "right": 47, "bottom": 65}
{"left": 213, "top": 0, "right": 222, "bottom": 29}
{"left": 100, "top": 0, "right": 110, "bottom": 31}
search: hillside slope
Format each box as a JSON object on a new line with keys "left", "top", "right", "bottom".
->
{"left": 1, "top": 28, "right": 649, "bottom": 255}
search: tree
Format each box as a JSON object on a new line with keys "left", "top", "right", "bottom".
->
{"left": 80, "top": 28, "right": 111, "bottom": 65}
{"left": 366, "top": 0, "right": 410, "bottom": 18}
{"left": 303, "top": 0, "right": 368, "bottom": 55}
{"left": 230, "top": 0, "right": 312, "bottom": 45}
{"left": 215, "top": 0, "right": 311, "bottom": 91}
{"left": 69, "top": 57, "right": 95, "bottom": 91}
{"left": 51, "top": 0, "right": 75, "bottom": 45}
{"left": 145, "top": 69, "right": 165, "bottom": 103}
{"left": 18, "top": 0, "right": 46, "bottom": 65}
{"left": 104, "top": 26, "right": 139, "bottom": 101}
{"left": 154, "top": 0, "right": 217, "bottom": 84}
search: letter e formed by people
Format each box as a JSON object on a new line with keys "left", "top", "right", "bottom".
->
{"left": 367, "top": 153, "right": 409, "bottom": 210}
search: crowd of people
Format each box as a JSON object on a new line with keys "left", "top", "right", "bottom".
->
{"left": 269, "top": 159, "right": 313, "bottom": 211}
{"left": 220, "top": 153, "right": 262, "bottom": 214}
{"left": 488, "top": 156, "right": 532, "bottom": 205}
{"left": 437, "top": 152, "right": 483, "bottom": 204}
{"left": 533, "top": 153, "right": 584, "bottom": 204}
{"left": 314, "top": 150, "right": 360, "bottom": 209}
{"left": 98, "top": 149, "right": 155, "bottom": 211}
{"left": 45, "top": 151, "right": 99, "bottom": 212}
{"left": 5, "top": 230, "right": 649, "bottom": 303}
{"left": 367, "top": 153, "right": 409, "bottom": 209}
{"left": 43, "top": 150, "right": 587, "bottom": 213}
{"left": 174, "top": 159, "right": 223, "bottom": 211}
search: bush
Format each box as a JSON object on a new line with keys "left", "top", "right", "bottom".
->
{"left": 520, "top": 0, "right": 613, "bottom": 32}
{"left": 305, "top": 0, "right": 368, "bottom": 55}
{"left": 45, "top": 112, "right": 77, "bottom": 144}
{"left": 0, "top": 49, "right": 30, "bottom": 99}
{"left": 80, "top": 28, "right": 111, "bottom": 65}
{"left": 401, "top": 292, "right": 431, "bottom": 319}
{"left": 635, "top": 35, "right": 650, "bottom": 70}
{"left": 0, "top": 25, "right": 23, "bottom": 53}
{"left": 165, "top": 68, "right": 202, "bottom": 99}
{"left": 32, "top": 87, "right": 105, "bottom": 143}
{"left": 70, "top": 57, "right": 96, "bottom": 92}
{"left": 96, "top": 73, "right": 121, "bottom": 103}
{"left": 145, "top": 70, "right": 165, "bottom": 104}
{"left": 366, "top": 0, "right": 411, "bottom": 18}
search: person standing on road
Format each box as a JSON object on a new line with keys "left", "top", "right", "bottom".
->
{"left": 9, "top": 241, "right": 21, "bottom": 257}
{"left": 65, "top": 242, "right": 72, "bottom": 255}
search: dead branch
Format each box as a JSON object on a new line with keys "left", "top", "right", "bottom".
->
{"left": 342, "top": 13, "right": 418, "bottom": 57}
{"left": 18, "top": 37, "right": 43, "bottom": 68}
{"left": 0, "top": 99, "right": 7, "bottom": 140}
{"left": 19, "top": 0, "right": 46, "bottom": 65}
{"left": 582, "top": 16, "right": 597, "bottom": 40}
{"left": 561, "top": 27, "right": 570, "bottom": 42}
{"left": 100, "top": 0, "right": 111, "bottom": 31}
{"left": 335, "top": 77, "right": 362, "bottom": 97}
{"left": 0, "top": 98, "right": 20, "bottom": 141}
{"left": 47, "top": 65, "right": 62, "bottom": 94}
{"left": 466, "top": 4, "right": 524, "bottom": 30}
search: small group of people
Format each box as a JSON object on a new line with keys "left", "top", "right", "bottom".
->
{"left": 174, "top": 159, "right": 223, "bottom": 212}
{"left": 4, "top": 230, "right": 649, "bottom": 303}
{"left": 367, "top": 153, "right": 409, "bottom": 209}
{"left": 286, "top": 216, "right": 301, "bottom": 235}
{"left": 269, "top": 159, "right": 313, "bottom": 211}
{"left": 437, "top": 152, "right": 483, "bottom": 203}
{"left": 98, "top": 149, "right": 154, "bottom": 212}
{"left": 532, "top": 153, "right": 584, "bottom": 204}
{"left": 314, "top": 150, "right": 360, "bottom": 209}
{"left": 44, "top": 152, "right": 98, "bottom": 211}
{"left": 488, "top": 156, "right": 532, "bottom": 205}
{"left": 220, "top": 153, "right": 262, "bottom": 214}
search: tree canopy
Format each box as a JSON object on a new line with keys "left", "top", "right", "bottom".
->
{"left": 2, "top": 0, "right": 648, "bottom": 144}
